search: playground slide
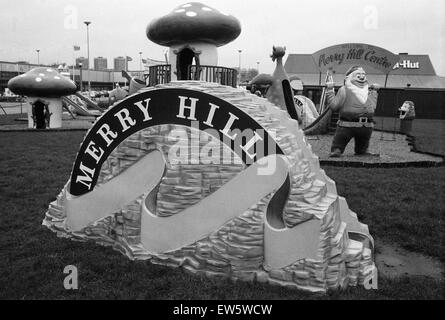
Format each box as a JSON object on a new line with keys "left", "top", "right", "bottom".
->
{"left": 74, "top": 92, "right": 105, "bottom": 112}
{"left": 63, "top": 96, "right": 100, "bottom": 117}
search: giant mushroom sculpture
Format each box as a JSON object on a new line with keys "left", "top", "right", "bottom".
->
{"left": 147, "top": 2, "right": 241, "bottom": 81}
{"left": 8, "top": 67, "right": 77, "bottom": 129}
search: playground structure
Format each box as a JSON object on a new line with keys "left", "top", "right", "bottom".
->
{"left": 41, "top": 2, "right": 377, "bottom": 293}
{"left": 7, "top": 67, "right": 106, "bottom": 128}
{"left": 7, "top": 67, "right": 77, "bottom": 128}
{"left": 146, "top": 2, "right": 240, "bottom": 86}
{"left": 62, "top": 94, "right": 101, "bottom": 117}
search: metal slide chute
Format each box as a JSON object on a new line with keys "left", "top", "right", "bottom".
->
{"left": 62, "top": 96, "right": 100, "bottom": 117}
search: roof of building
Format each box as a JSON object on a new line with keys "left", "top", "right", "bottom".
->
{"left": 287, "top": 72, "right": 445, "bottom": 89}
{"left": 285, "top": 54, "right": 444, "bottom": 88}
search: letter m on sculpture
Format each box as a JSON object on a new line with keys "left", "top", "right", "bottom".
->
{"left": 75, "top": 162, "right": 95, "bottom": 190}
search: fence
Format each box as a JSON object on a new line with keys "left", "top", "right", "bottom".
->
{"left": 148, "top": 65, "right": 172, "bottom": 87}
{"left": 147, "top": 64, "right": 238, "bottom": 88}
{"left": 188, "top": 65, "right": 238, "bottom": 88}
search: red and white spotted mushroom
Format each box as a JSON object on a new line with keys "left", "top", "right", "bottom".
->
{"left": 146, "top": 2, "right": 241, "bottom": 80}
{"left": 8, "top": 67, "right": 77, "bottom": 129}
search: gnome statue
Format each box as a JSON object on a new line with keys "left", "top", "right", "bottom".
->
{"left": 326, "top": 66, "right": 380, "bottom": 157}
{"left": 398, "top": 100, "right": 416, "bottom": 134}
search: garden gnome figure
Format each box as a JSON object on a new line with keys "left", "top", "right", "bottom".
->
{"left": 398, "top": 101, "right": 415, "bottom": 135}
{"left": 326, "top": 66, "right": 380, "bottom": 157}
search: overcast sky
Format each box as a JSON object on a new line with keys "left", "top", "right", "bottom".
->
{"left": 0, "top": 0, "right": 443, "bottom": 75}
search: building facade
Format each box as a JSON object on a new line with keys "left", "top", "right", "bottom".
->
{"left": 114, "top": 56, "right": 127, "bottom": 72}
{"left": 75, "top": 57, "right": 89, "bottom": 69}
{"left": 94, "top": 57, "right": 108, "bottom": 71}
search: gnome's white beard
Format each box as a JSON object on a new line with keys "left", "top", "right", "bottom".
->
{"left": 345, "top": 78, "right": 369, "bottom": 104}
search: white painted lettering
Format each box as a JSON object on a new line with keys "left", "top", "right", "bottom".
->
{"left": 203, "top": 103, "right": 219, "bottom": 127}
{"left": 75, "top": 162, "right": 96, "bottom": 190}
{"left": 177, "top": 96, "right": 198, "bottom": 120}
{"left": 85, "top": 141, "right": 104, "bottom": 164}
{"left": 134, "top": 98, "right": 152, "bottom": 121}
{"left": 114, "top": 108, "right": 136, "bottom": 132}
{"left": 97, "top": 123, "right": 118, "bottom": 147}
{"left": 219, "top": 112, "right": 239, "bottom": 140}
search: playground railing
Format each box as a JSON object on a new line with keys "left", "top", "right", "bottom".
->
{"left": 147, "top": 64, "right": 238, "bottom": 88}
{"left": 148, "top": 65, "right": 172, "bottom": 87}
{"left": 188, "top": 65, "right": 238, "bottom": 88}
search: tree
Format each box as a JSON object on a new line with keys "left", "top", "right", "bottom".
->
{"left": 235, "top": 68, "right": 259, "bottom": 83}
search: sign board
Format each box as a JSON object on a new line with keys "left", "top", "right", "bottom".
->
{"left": 69, "top": 88, "right": 282, "bottom": 196}
{"left": 393, "top": 60, "right": 420, "bottom": 70}
{"left": 312, "top": 43, "right": 399, "bottom": 74}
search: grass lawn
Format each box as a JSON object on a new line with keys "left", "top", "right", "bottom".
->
{"left": 0, "top": 131, "right": 443, "bottom": 300}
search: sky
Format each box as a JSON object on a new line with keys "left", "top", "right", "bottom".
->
{"left": 0, "top": 0, "right": 443, "bottom": 75}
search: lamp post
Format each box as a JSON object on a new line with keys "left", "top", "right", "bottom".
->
{"left": 139, "top": 51, "right": 143, "bottom": 71}
{"left": 36, "top": 49, "right": 40, "bottom": 65}
{"left": 78, "top": 62, "right": 83, "bottom": 92}
{"left": 238, "top": 49, "right": 242, "bottom": 85}
{"left": 84, "top": 21, "right": 91, "bottom": 92}
{"left": 257, "top": 61, "right": 260, "bottom": 73}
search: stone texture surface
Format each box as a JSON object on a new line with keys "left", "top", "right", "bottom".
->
{"left": 44, "top": 81, "right": 377, "bottom": 292}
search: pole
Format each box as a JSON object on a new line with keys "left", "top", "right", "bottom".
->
{"left": 139, "top": 52, "right": 143, "bottom": 71}
{"left": 72, "top": 48, "right": 75, "bottom": 82}
{"left": 84, "top": 21, "right": 91, "bottom": 92}
{"left": 238, "top": 49, "right": 242, "bottom": 85}
{"left": 125, "top": 56, "right": 128, "bottom": 87}
{"left": 256, "top": 61, "right": 260, "bottom": 73}
{"left": 36, "top": 49, "right": 40, "bottom": 65}
{"left": 79, "top": 67, "right": 83, "bottom": 92}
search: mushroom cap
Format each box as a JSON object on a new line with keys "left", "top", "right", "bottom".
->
{"left": 147, "top": 2, "right": 241, "bottom": 47}
{"left": 8, "top": 67, "right": 77, "bottom": 98}
{"left": 249, "top": 73, "right": 274, "bottom": 86}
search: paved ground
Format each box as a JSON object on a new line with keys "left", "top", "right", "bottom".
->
{"left": 375, "top": 241, "right": 443, "bottom": 280}
{"left": 375, "top": 117, "right": 445, "bottom": 157}
{"left": 306, "top": 131, "right": 443, "bottom": 164}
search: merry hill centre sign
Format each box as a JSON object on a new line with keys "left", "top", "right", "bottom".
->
{"left": 312, "top": 43, "right": 399, "bottom": 74}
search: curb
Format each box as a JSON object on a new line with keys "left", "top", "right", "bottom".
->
{"left": 320, "top": 159, "right": 444, "bottom": 168}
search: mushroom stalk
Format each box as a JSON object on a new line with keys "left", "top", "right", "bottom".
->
{"left": 27, "top": 97, "right": 63, "bottom": 129}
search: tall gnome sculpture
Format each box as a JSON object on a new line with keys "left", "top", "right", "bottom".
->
{"left": 147, "top": 2, "right": 241, "bottom": 81}
{"left": 326, "top": 66, "right": 380, "bottom": 157}
{"left": 8, "top": 67, "right": 77, "bottom": 129}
